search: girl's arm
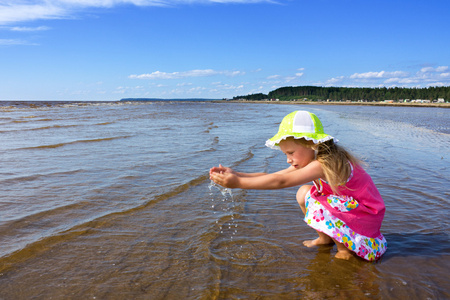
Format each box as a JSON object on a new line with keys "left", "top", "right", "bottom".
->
{"left": 209, "top": 164, "right": 297, "bottom": 179}
{"left": 210, "top": 164, "right": 272, "bottom": 178}
{"left": 210, "top": 160, "right": 323, "bottom": 190}
{"left": 238, "top": 166, "right": 298, "bottom": 177}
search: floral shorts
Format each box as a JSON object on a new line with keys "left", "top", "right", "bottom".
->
{"left": 304, "top": 191, "right": 387, "bottom": 261}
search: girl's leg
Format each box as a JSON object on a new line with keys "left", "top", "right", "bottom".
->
{"left": 333, "top": 239, "right": 353, "bottom": 260}
{"left": 296, "top": 185, "right": 333, "bottom": 247}
{"left": 296, "top": 184, "right": 311, "bottom": 215}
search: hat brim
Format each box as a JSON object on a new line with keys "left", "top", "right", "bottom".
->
{"left": 265, "top": 133, "right": 335, "bottom": 150}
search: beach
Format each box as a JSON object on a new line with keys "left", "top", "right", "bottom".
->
{"left": 0, "top": 101, "right": 449, "bottom": 299}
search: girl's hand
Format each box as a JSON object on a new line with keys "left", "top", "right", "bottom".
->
{"left": 209, "top": 164, "right": 234, "bottom": 176}
{"left": 210, "top": 169, "right": 240, "bottom": 188}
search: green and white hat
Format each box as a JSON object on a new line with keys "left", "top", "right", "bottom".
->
{"left": 265, "top": 110, "right": 335, "bottom": 149}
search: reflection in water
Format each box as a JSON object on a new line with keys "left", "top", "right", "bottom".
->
{"left": 301, "top": 249, "right": 382, "bottom": 299}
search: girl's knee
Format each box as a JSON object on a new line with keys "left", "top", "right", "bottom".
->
{"left": 296, "top": 185, "right": 312, "bottom": 207}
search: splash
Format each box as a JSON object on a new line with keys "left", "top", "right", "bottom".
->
{"left": 208, "top": 180, "right": 232, "bottom": 197}
{"left": 208, "top": 180, "right": 238, "bottom": 239}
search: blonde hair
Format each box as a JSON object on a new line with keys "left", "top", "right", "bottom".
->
{"left": 294, "top": 138, "right": 361, "bottom": 193}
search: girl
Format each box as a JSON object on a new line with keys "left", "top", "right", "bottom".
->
{"left": 210, "top": 110, "right": 387, "bottom": 261}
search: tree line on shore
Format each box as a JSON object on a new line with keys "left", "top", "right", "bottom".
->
{"left": 233, "top": 86, "right": 450, "bottom": 102}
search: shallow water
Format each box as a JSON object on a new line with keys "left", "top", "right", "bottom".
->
{"left": 0, "top": 101, "right": 449, "bottom": 299}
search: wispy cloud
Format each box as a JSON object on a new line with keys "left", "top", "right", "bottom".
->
{"left": 0, "top": 38, "right": 38, "bottom": 46}
{"left": 0, "top": 2, "right": 66, "bottom": 25}
{"left": 129, "top": 69, "right": 245, "bottom": 79}
{"left": 325, "top": 76, "right": 345, "bottom": 85}
{"left": 10, "top": 26, "right": 51, "bottom": 31}
{"left": 211, "top": 82, "right": 244, "bottom": 90}
{"left": 0, "top": 0, "right": 276, "bottom": 25}
{"left": 324, "top": 66, "right": 450, "bottom": 88}
{"left": 349, "top": 70, "right": 408, "bottom": 79}
{"left": 420, "top": 66, "right": 448, "bottom": 73}
{"left": 266, "top": 68, "right": 305, "bottom": 83}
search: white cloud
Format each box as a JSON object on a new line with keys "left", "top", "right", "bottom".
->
{"left": 10, "top": 25, "right": 51, "bottom": 31}
{"left": 188, "top": 86, "right": 207, "bottom": 92}
{"left": 350, "top": 71, "right": 382, "bottom": 79}
{"left": 210, "top": 82, "right": 244, "bottom": 90}
{"left": 0, "top": 38, "right": 37, "bottom": 45}
{"left": 325, "top": 76, "right": 344, "bottom": 85}
{"left": 285, "top": 76, "right": 297, "bottom": 82}
{"left": 267, "top": 70, "right": 304, "bottom": 83}
{"left": 0, "top": 2, "right": 66, "bottom": 25}
{"left": 384, "top": 77, "right": 419, "bottom": 84}
{"left": 350, "top": 70, "right": 408, "bottom": 79}
{"left": 420, "top": 67, "right": 435, "bottom": 73}
{"left": 129, "top": 69, "right": 244, "bottom": 79}
{"left": 414, "top": 66, "right": 450, "bottom": 83}
{"left": 0, "top": 0, "right": 275, "bottom": 25}
{"left": 420, "top": 66, "right": 449, "bottom": 73}
{"left": 227, "top": 70, "right": 245, "bottom": 76}
{"left": 330, "top": 65, "right": 450, "bottom": 88}
{"left": 428, "top": 82, "right": 446, "bottom": 87}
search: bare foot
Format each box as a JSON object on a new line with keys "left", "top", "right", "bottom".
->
{"left": 335, "top": 249, "right": 353, "bottom": 260}
{"left": 303, "top": 236, "right": 334, "bottom": 247}
{"left": 334, "top": 240, "right": 353, "bottom": 260}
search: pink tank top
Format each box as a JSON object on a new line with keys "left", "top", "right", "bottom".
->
{"left": 310, "top": 164, "right": 385, "bottom": 238}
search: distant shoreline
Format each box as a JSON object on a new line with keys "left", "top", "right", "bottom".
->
{"left": 215, "top": 100, "right": 450, "bottom": 108}
{"left": 1, "top": 99, "right": 448, "bottom": 108}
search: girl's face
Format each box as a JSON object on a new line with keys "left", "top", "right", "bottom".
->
{"left": 279, "top": 138, "right": 315, "bottom": 169}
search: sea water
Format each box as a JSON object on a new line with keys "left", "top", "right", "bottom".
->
{"left": 0, "top": 100, "right": 449, "bottom": 299}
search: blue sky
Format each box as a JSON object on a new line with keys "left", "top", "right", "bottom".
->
{"left": 1, "top": 0, "right": 449, "bottom": 100}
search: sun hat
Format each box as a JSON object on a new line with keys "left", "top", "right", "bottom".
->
{"left": 265, "top": 110, "right": 336, "bottom": 149}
